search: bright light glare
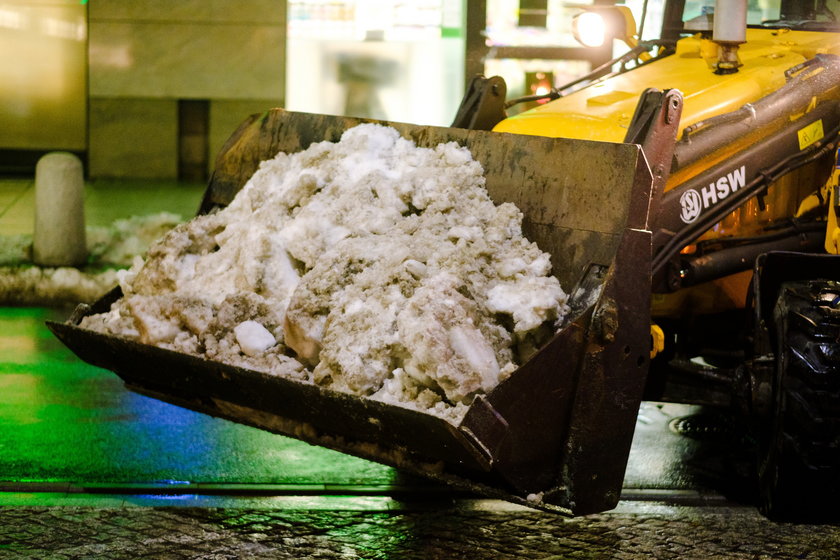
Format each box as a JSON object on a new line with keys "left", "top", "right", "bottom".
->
{"left": 534, "top": 85, "right": 550, "bottom": 96}
{"left": 573, "top": 12, "right": 606, "bottom": 48}
{"left": 43, "top": 17, "right": 86, "bottom": 41}
{"left": 0, "top": 8, "right": 24, "bottom": 30}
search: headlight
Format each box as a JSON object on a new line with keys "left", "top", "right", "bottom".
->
{"left": 572, "top": 11, "right": 607, "bottom": 48}
{"left": 571, "top": 7, "right": 638, "bottom": 49}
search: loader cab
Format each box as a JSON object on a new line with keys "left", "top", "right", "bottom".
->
{"left": 579, "top": 1, "right": 840, "bottom": 52}
{"left": 765, "top": 0, "right": 840, "bottom": 29}
{"left": 669, "top": 0, "right": 840, "bottom": 33}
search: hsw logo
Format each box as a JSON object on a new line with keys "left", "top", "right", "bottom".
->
{"left": 679, "top": 165, "right": 746, "bottom": 224}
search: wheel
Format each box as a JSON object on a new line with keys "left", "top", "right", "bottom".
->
{"left": 758, "top": 279, "right": 840, "bottom": 521}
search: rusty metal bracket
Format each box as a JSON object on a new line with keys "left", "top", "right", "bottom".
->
{"left": 623, "top": 88, "right": 684, "bottom": 232}
{"left": 451, "top": 75, "right": 508, "bottom": 131}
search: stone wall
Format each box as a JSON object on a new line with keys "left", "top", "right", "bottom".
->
{"left": 88, "top": 1, "right": 286, "bottom": 179}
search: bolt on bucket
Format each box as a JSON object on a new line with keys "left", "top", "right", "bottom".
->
{"left": 49, "top": 109, "right": 654, "bottom": 515}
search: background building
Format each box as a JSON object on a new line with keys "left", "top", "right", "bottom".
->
{"left": 0, "top": 0, "right": 626, "bottom": 180}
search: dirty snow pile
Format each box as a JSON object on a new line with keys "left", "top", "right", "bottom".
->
{"left": 80, "top": 124, "right": 569, "bottom": 421}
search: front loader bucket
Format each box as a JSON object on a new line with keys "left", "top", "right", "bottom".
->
{"left": 48, "top": 109, "right": 654, "bottom": 515}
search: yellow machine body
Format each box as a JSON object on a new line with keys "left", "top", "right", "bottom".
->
{"left": 494, "top": 29, "right": 840, "bottom": 142}
{"left": 495, "top": 28, "right": 840, "bottom": 316}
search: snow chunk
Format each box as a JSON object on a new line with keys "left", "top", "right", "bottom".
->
{"left": 487, "top": 276, "right": 570, "bottom": 334}
{"left": 234, "top": 320, "right": 277, "bottom": 356}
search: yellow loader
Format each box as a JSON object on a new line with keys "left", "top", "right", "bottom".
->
{"left": 51, "top": 0, "right": 840, "bottom": 520}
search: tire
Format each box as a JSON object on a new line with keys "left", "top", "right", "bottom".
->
{"left": 758, "top": 279, "right": 840, "bottom": 521}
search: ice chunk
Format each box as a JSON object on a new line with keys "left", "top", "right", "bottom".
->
{"left": 397, "top": 273, "right": 513, "bottom": 404}
{"left": 448, "top": 325, "right": 500, "bottom": 391}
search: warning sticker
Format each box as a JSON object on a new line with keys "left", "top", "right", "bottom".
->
{"left": 798, "top": 119, "right": 824, "bottom": 151}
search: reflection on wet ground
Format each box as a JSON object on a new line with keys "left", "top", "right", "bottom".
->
{"left": 1, "top": 307, "right": 750, "bottom": 499}
{"left": 2, "top": 307, "right": 836, "bottom": 559}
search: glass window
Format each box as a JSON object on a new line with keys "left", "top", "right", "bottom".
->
{"left": 0, "top": 0, "right": 86, "bottom": 152}
{"left": 682, "top": 0, "right": 840, "bottom": 30}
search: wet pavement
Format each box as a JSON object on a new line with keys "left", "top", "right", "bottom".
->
{"left": 5, "top": 501, "right": 840, "bottom": 559}
{"left": 3, "top": 306, "right": 840, "bottom": 558}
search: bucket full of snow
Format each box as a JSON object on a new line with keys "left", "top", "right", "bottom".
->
{"left": 48, "top": 109, "right": 654, "bottom": 516}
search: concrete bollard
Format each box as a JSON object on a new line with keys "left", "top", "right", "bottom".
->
{"left": 33, "top": 152, "right": 88, "bottom": 267}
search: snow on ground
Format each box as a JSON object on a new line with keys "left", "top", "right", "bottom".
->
{"left": 0, "top": 213, "right": 183, "bottom": 307}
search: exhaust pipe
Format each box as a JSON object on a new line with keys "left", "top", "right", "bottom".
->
{"left": 713, "top": 0, "right": 747, "bottom": 74}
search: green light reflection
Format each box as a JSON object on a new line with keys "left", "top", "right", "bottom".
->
{"left": 0, "top": 307, "right": 399, "bottom": 487}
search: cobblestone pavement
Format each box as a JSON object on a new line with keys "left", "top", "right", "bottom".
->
{"left": 2, "top": 499, "right": 839, "bottom": 559}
